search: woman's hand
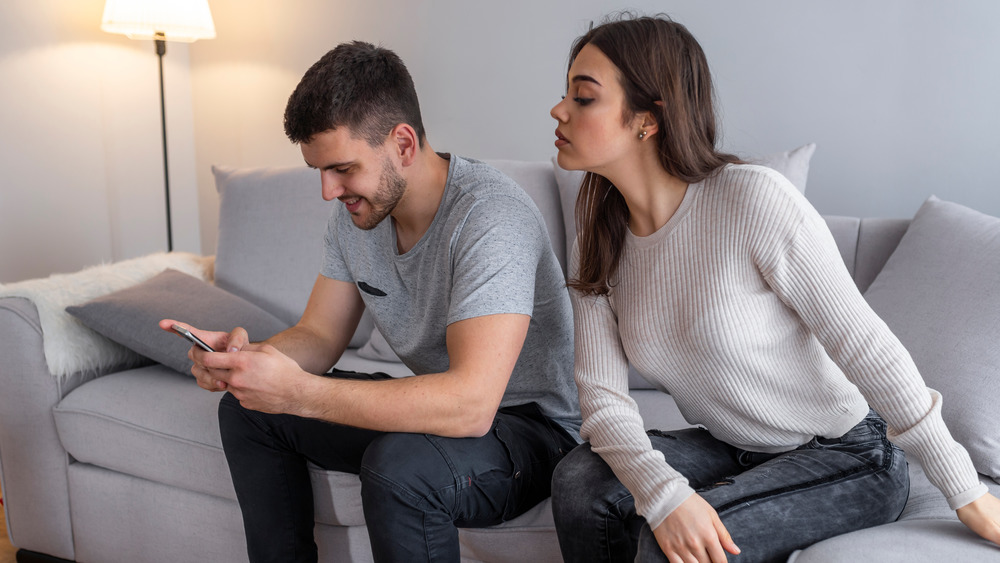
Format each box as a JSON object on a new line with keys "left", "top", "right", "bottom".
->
{"left": 956, "top": 492, "right": 1000, "bottom": 546}
{"left": 652, "top": 493, "right": 741, "bottom": 563}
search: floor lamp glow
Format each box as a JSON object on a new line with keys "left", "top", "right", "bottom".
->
{"left": 100, "top": 0, "right": 216, "bottom": 252}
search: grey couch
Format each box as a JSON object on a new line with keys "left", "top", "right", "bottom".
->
{"left": 1, "top": 156, "right": 998, "bottom": 562}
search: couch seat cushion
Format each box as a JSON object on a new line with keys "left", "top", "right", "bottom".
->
{"left": 54, "top": 367, "right": 234, "bottom": 501}
{"left": 53, "top": 367, "right": 371, "bottom": 526}
{"left": 788, "top": 519, "right": 1000, "bottom": 563}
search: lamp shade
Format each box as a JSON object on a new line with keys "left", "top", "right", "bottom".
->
{"left": 101, "top": 0, "right": 216, "bottom": 42}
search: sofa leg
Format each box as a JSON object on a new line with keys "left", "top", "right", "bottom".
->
{"left": 15, "top": 549, "right": 74, "bottom": 563}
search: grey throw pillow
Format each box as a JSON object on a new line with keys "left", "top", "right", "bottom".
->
{"left": 864, "top": 196, "right": 1000, "bottom": 480}
{"left": 67, "top": 269, "right": 289, "bottom": 375}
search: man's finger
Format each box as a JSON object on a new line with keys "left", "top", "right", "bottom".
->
{"left": 226, "top": 326, "right": 250, "bottom": 352}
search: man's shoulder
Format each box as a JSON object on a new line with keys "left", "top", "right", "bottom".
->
{"left": 449, "top": 156, "right": 530, "bottom": 203}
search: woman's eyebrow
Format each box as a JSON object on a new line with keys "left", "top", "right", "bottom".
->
{"left": 570, "top": 74, "right": 602, "bottom": 87}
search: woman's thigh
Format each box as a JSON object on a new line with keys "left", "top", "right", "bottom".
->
{"left": 639, "top": 413, "right": 910, "bottom": 562}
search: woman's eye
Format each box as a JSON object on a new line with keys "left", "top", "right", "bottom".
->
{"left": 574, "top": 97, "right": 594, "bottom": 106}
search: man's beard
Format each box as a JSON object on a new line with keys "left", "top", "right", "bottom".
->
{"left": 352, "top": 157, "right": 406, "bottom": 230}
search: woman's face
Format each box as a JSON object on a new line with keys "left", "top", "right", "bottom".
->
{"left": 550, "top": 43, "right": 641, "bottom": 175}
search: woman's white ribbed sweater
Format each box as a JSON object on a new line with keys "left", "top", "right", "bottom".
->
{"left": 570, "top": 164, "right": 986, "bottom": 529}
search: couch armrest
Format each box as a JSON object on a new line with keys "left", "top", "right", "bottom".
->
{"left": 0, "top": 297, "right": 89, "bottom": 559}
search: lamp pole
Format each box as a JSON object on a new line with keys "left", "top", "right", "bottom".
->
{"left": 155, "top": 31, "right": 172, "bottom": 252}
{"left": 101, "top": 0, "right": 216, "bottom": 252}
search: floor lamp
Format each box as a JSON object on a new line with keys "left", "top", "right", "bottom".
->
{"left": 100, "top": 0, "right": 216, "bottom": 252}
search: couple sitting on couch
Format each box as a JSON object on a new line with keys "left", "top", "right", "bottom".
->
{"left": 160, "top": 14, "right": 1000, "bottom": 563}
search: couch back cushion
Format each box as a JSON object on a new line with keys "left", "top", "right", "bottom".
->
{"left": 212, "top": 165, "right": 374, "bottom": 347}
{"left": 212, "top": 161, "right": 565, "bottom": 349}
{"left": 213, "top": 165, "right": 329, "bottom": 325}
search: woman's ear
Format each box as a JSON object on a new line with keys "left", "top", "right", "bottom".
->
{"left": 637, "top": 110, "right": 659, "bottom": 139}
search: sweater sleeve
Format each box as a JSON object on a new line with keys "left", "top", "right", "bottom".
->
{"left": 763, "top": 201, "right": 987, "bottom": 510}
{"left": 569, "top": 245, "right": 696, "bottom": 528}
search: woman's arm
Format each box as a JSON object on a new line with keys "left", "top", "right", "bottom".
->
{"left": 761, "top": 200, "right": 989, "bottom": 513}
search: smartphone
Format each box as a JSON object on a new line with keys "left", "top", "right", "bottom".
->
{"left": 171, "top": 324, "right": 215, "bottom": 352}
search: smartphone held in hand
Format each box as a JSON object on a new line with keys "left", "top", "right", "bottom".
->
{"left": 171, "top": 324, "right": 215, "bottom": 352}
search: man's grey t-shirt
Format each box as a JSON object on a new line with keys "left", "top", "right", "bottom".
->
{"left": 322, "top": 155, "right": 580, "bottom": 435}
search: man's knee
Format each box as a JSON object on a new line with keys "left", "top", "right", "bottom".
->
{"left": 360, "top": 433, "right": 455, "bottom": 502}
{"left": 218, "top": 392, "right": 245, "bottom": 440}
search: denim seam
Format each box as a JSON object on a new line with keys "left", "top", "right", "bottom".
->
{"left": 359, "top": 462, "right": 460, "bottom": 509}
{"left": 715, "top": 438, "right": 895, "bottom": 514}
{"left": 359, "top": 465, "right": 460, "bottom": 562}
{"left": 603, "top": 492, "right": 635, "bottom": 562}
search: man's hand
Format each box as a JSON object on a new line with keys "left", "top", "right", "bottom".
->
{"left": 195, "top": 342, "right": 308, "bottom": 414}
{"left": 957, "top": 492, "right": 1000, "bottom": 547}
{"left": 652, "top": 493, "right": 741, "bottom": 563}
{"left": 158, "top": 320, "right": 250, "bottom": 392}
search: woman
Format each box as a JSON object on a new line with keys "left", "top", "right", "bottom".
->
{"left": 549, "top": 14, "right": 1000, "bottom": 563}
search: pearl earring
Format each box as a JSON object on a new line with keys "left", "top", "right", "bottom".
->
{"left": 638, "top": 131, "right": 647, "bottom": 140}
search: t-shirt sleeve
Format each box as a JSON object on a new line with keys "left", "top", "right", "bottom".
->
{"left": 320, "top": 207, "right": 354, "bottom": 283}
{"left": 446, "top": 196, "right": 546, "bottom": 324}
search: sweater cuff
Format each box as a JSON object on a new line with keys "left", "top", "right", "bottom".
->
{"left": 640, "top": 484, "right": 697, "bottom": 530}
{"left": 947, "top": 483, "right": 989, "bottom": 511}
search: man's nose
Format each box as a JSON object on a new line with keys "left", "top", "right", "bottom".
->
{"left": 321, "top": 172, "right": 345, "bottom": 201}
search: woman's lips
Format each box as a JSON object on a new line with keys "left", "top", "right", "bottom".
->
{"left": 555, "top": 130, "right": 569, "bottom": 148}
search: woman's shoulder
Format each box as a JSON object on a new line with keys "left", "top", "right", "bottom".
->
{"left": 698, "top": 163, "right": 815, "bottom": 228}
{"left": 708, "top": 163, "right": 802, "bottom": 200}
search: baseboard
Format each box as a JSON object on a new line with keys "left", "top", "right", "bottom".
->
{"left": 15, "top": 549, "right": 74, "bottom": 563}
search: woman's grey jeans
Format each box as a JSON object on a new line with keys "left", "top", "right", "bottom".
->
{"left": 551, "top": 410, "right": 909, "bottom": 562}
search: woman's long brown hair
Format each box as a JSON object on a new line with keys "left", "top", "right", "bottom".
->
{"left": 567, "top": 15, "right": 742, "bottom": 296}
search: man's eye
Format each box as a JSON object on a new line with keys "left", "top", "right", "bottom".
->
{"left": 335, "top": 168, "right": 350, "bottom": 174}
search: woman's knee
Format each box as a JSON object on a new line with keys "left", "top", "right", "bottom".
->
{"left": 552, "top": 442, "right": 631, "bottom": 517}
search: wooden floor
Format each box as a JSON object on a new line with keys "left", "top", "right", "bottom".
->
{"left": 1, "top": 483, "right": 18, "bottom": 563}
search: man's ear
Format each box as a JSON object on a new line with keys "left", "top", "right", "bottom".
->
{"left": 390, "top": 123, "right": 419, "bottom": 166}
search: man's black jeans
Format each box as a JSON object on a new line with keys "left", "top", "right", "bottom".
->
{"left": 218, "top": 371, "right": 577, "bottom": 563}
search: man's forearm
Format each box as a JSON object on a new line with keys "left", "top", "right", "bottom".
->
{"left": 265, "top": 324, "right": 345, "bottom": 375}
{"left": 295, "top": 369, "right": 500, "bottom": 438}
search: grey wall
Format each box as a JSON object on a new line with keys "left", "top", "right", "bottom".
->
{"left": 3, "top": 0, "right": 999, "bottom": 282}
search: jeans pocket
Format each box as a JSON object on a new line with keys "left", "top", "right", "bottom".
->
{"left": 492, "top": 408, "right": 565, "bottom": 521}
{"left": 808, "top": 414, "right": 896, "bottom": 471}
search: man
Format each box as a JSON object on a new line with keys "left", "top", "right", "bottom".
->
{"left": 160, "top": 41, "right": 580, "bottom": 562}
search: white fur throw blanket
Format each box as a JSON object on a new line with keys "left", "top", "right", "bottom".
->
{"left": 0, "top": 252, "right": 213, "bottom": 379}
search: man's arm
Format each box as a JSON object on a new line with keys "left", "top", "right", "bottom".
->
{"left": 260, "top": 274, "right": 366, "bottom": 374}
{"left": 161, "top": 274, "right": 365, "bottom": 391}
{"left": 197, "top": 312, "right": 530, "bottom": 438}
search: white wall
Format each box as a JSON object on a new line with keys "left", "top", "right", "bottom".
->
{"left": 190, "top": 0, "right": 1000, "bottom": 258}
{"left": 4, "top": 0, "right": 999, "bottom": 282}
{"left": 0, "top": 0, "right": 200, "bottom": 284}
